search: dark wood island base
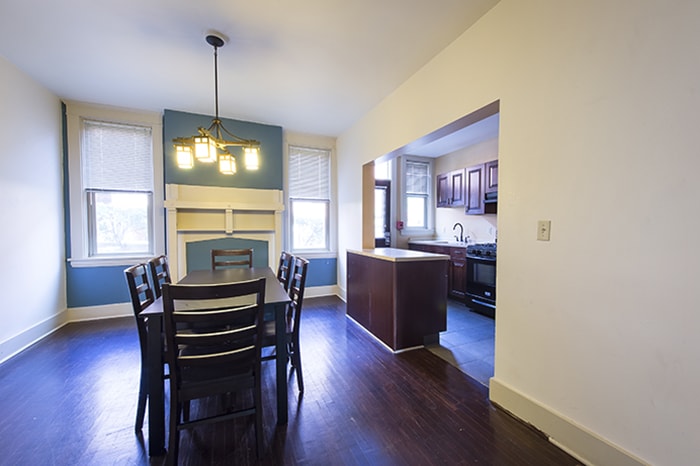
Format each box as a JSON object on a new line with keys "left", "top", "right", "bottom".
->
{"left": 347, "top": 248, "right": 449, "bottom": 352}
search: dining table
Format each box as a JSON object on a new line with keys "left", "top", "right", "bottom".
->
{"left": 140, "top": 266, "right": 292, "bottom": 456}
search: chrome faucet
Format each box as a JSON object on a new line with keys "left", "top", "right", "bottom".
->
{"left": 453, "top": 222, "right": 464, "bottom": 243}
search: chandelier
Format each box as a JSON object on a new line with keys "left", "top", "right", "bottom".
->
{"left": 173, "top": 34, "right": 260, "bottom": 175}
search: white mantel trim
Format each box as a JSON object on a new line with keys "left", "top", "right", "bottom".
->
{"left": 164, "top": 184, "right": 285, "bottom": 279}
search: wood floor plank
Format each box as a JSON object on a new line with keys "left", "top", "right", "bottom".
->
{"left": 0, "top": 296, "right": 581, "bottom": 465}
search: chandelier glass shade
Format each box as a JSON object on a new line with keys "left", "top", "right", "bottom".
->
{"left": 173, "top": 34, "right": 260, "bottom": 175}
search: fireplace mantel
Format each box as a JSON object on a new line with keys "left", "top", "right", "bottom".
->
{"left": 164, "top": 183, "right": 284, "bottom": 279}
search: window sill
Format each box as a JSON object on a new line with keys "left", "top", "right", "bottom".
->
{"left": 289, "top": 251, "right": 336, "bottom": 260}
{"left": 68, "top": 256, "right": 154, "bottom": 268}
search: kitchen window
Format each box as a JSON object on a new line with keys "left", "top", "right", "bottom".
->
{"left": 402, "top": 157, "right": 432, "bottom": 231}
{"left": 288, "top": 145, "right": 331, "bottom": 252}
{"left": 66, "top": 102, "right": 164, "bottom": 266}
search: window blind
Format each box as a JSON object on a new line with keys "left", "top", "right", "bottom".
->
{"left": 83, "top": 120, "right": 153, "bottom": 191}
{"left": 405, "top": 160, "right": 429, "bottom": 195}
{"left": 289, "top": 146, "right": 330, "bottom": 199}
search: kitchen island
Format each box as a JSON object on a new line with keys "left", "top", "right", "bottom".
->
{"left": 346, "top": 248, "right": 449, "bottom": 352}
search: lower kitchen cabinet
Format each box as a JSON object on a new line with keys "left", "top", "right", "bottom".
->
{"left": 448, "top": 247, "right": 467, "bottom": 300}
{"left": 409, "top": 243, "right": 467, "bottom": 300}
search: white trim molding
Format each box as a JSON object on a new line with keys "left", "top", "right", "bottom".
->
{"left": 489, "top": 378, "right": 649, "bottom": 466}
{"left": 164, "top": 184, "right": 285, "bottom": 280}
{"left": 65, "top": 101, "right": 164, "bottom": 266}
{"left": 0, "top": 311, "right": 68, "bottom": 365}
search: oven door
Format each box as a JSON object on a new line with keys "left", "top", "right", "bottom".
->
{"left": 466, "top": 255, "right": 496, "bottom": 315}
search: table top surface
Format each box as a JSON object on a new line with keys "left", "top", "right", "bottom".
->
{"left": 142, "top": 267, "right": 290, "bottom": 316}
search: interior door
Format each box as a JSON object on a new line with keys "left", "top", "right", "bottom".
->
{"left": 375, "top": 180, "right": 391, "bottom": 247}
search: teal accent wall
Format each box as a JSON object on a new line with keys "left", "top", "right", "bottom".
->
{"left": 67, "top": 265, "right": 131, "bottom": 308}
{"left": 163, "top": 109, "right": 283, "bottom": 189}
{"left": 306, "top": 257, "right": 337, "bottom": 287}
{"left": 185, "top": 238, "right": 269, "bottom": 273}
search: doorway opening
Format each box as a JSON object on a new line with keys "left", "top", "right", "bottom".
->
{"left": 360, "top": 100, "right": 500, "bottom": 387}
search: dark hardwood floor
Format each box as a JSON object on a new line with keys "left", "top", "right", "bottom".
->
{"left": 0, "top": 296, "right": 580, "bottom": 465}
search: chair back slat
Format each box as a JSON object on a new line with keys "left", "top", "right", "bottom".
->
{"left": 211, "top": 248, "right": 254, "bottom": 270}
{"left": 124, "top": 263, "right": 155, "bottom": 319}
{"left": 287, "top": 257, "right": 309, "bottom": 333}
{"left": 162, "top": 278, "right": 266, "bottom": 383}
{"left": 276, "top": 251, "right": 294, "bottom": 291}
{"left": 148, "top": 254, "right": 171, "bottom": 298}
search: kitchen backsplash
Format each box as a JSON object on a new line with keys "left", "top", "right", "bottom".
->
{"left": 435, "top": 208, "right": 497, "bottom": 244}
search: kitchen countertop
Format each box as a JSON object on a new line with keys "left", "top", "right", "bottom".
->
{"left": 347, "top": 248, "right": 450, "bottom": 262}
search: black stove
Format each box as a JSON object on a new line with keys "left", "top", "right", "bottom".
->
{"left": 465, "top": 242, "right": 497, "bottom": 318}
{"left": 466, "top": 242, "right": 497, "bottom": 259}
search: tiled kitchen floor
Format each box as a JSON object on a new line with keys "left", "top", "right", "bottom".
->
{"left": 427, "top": 299, "right": 495, "bottom": 386}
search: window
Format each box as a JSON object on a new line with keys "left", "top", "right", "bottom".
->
{"left": 288, "top": 145, "right": 331, "bottom": 251}
{"left": 84, "top": 121, "right": 154, "bottom": 256}
{"left": 404, "top": 159, "right": 430, "bottom": 229}
{"left": 66, "top": 102, "right": 163, "bottom": 266}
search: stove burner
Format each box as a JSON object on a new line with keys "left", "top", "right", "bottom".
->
{"left": 466, "top": 242, "right": 497, "bottom": 258}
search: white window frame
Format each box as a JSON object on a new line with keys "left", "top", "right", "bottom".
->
{"left": 400, "top": 156, "right": 434, "bottom": 236}
{"left": 66, "top": 101, "right": 164, "bottom": 267}
{"left": 286, "top": 143, "right": 335, "bottom": 256}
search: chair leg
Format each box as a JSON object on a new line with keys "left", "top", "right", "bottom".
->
{"left": 167, "top": 400, "right": 180, "bottom": 466}
{"left": 291, "top": 340, "right": 304, "bottom": 393}
{"left": 135, "top": 364, "right": 147, "bottom": 432}
{"left": 254, "top": 386, "right": 263, "bottom": 457}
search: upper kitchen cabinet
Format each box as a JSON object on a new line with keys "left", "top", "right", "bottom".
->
{"left": 465, "top": 164, "right": 485, "bottom": 214}
{"left": 465, "top": 160, "right": 498, "bottom": 215}
{"left": 436, "top": 169, "right": 465, "bottom": 207}
{"left": 485, "top": 160, "right": 498, "bottom": 194}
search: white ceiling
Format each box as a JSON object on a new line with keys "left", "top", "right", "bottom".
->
{"left": 0, "top": 0, "right": 500, "bottom": 149}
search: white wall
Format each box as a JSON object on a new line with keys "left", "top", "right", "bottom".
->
{"left": 0, "top": 57, "right": 66, "bottom": 362}
{"left": 337, "top": 1, "right": 700, "bottom": 464}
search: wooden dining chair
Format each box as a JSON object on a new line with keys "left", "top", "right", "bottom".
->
{"left": 211, "top": 248, "right": 253, "bottom": 270}
{"left": 124, "top": 262, "right": 158, "bottom": 433}
{"left": 148, "top": 254, "right": 171, "bottom": 298}
{"left": 262, "top": 256, "right": 309, "bottom": 393}
{"left": 162, "top": 278, "right": 267, "bottom": 464}
{"left": 276, "top": 251, "right": 294, "bottom": 291}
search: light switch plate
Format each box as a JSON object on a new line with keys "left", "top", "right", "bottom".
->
{"left": 537, "top": 220, "right": 551, "bottom": 241}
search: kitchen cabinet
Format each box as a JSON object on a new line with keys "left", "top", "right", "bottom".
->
{"left": 347, "top": 249, "right": 448, "bottom": 351}
{"left": 448, "top": 247, "right": 467, "bottom": 300}
{"left": 485, "top": 160, "right": 498, "bottom": 194}
{"left": 436, "top": 169, "right": 465, "bottom": 207}
{"left": 465, "top": 164, "right": 485, "bottom": 214}
{"left": 465, "top": 160, "right": 498, "bottom": 215}
{"left": 409, "top": 243, "right": 467, "bottom": 300}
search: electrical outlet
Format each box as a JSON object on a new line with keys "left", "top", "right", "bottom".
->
{"left": 537, "top": 220, "right": 551, "bottom": 241}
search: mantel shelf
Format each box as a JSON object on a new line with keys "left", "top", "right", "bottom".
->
{"left": 164, "top": 200, "right": 284, "bottom": 212}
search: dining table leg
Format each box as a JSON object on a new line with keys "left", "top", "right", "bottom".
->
{"left": 146, "top": 315, "right": 166, "bottom": 455}
{"left": 274, "top": 301, "right": 288, "bottom": 424}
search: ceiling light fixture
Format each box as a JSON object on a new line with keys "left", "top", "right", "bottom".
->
{"left": 173, "top": 34, "right": 260, "bottom": 175}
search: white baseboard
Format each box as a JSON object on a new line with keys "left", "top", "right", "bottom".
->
{"left": 66, "top": 302, "right": 132, "bottom": 322}
{"left": 0, "top": 311, "right": 69, "bottom": 365}
{"left": 489, "top": 377, "right": 649, "bottom": 466}
{"left": 304, "top": 284, "right": 341, "bottom": 298}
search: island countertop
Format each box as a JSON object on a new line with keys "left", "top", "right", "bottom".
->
{"left": 347, "top": 247, "right": 450, "bottom": 262}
